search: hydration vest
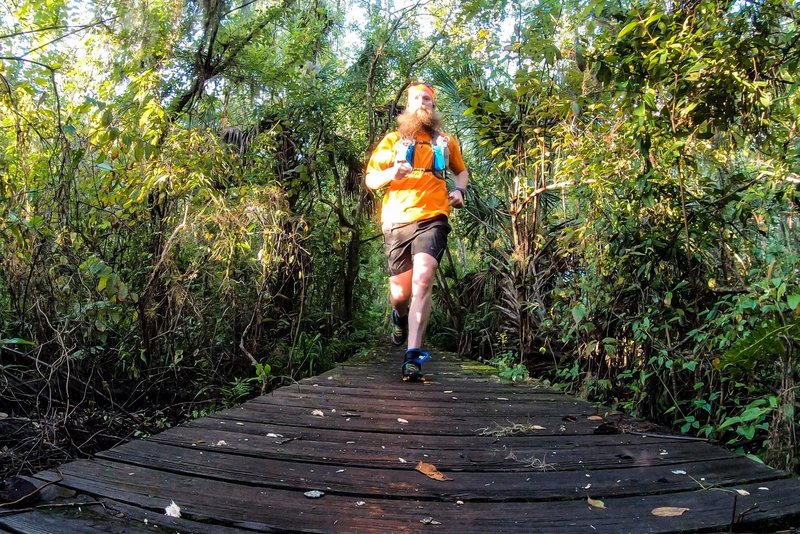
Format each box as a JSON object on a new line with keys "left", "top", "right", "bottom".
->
{"left": 394, "top": 131, "right": 450, "bottom": 179}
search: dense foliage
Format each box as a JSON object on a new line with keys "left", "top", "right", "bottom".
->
{"left": 1, "top": 0, "right": 798, "bottom": 478}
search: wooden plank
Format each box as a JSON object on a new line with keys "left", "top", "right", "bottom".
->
{"left": 34, "top": 464, "right": 800, "bottom": 532}
{"left": 229, "top": 402, "right": 630, "bottom": 431}
{"left": 299, "top": 372, "right": 560, "bottom": 394}
{"left": 267, "top": 384, "right": 584, "bottom": 405}
{"left": 0, "top": 505, "right": 150, "bottom": 533}
{"left": 145, "top": 424, "right": 736, "bottom": 471}
{"left": 207, "top": 403, "right": 656, "bottom": 437}
{"left": 183, "top": 415, "right": 681, "bottom": 450}
{"left": 96, "top": 439, "right": 786, "bottom": 502}
{"left": 251, "top": 391, "right": 601, "bottom": 415}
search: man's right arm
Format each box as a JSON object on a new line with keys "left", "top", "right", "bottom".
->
{"left": 366, "top": 162, "right": 412, "bottom": 190}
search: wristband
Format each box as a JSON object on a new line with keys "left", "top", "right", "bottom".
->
{"left": 454, "top": 187, "right": 467, "bottom": 196}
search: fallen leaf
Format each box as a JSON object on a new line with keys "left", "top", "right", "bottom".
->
{"left": 562, "top": 415, "right": 577, "bottom": 422}
{"left": 398, "top": 457, "right": 407, "bottom": 463}
{"left": 416, "top": 461, "right": 452, "bottom": 481}
{"left": 758, "top": 487, "right": 769, "bottom": 491}
{"left": 216, "top": 440, "right": 227, "bottom": 446}
{"left": 586, "top": 497, "right": 605, "bottom": 509}
{"left": 456, "top": 500, "right": 464, "bottom": 505}
{"left": 355, "top": 501, "right": 365, "bottom": 506}
{"left": 671, "top": 470, "right": 686, "bottom": 475}
{"left": 651, "top": 507, "right": 689, "bottom": 517}
{"left": 311, "top": 409, "right": 324, "bottom": 417}
{"left": 266, "top": 433, "right": 283, "bottom": 438}
{"left": 397, "top": 418, "right": 409, "bottom": 424}
{"left": 304, "top": 490, "right": 325, "bottom": 499}
{"left": 593, "top": 422, "right": 621, "bottom": 434}
{"left": 587, "top": 415, "right": 604, "bottom": 421}
{"left": 164, "top": 500, "right": 181, "bottom": 518}
{"left": 735, "top": 489, "right": 750, "bottom": 496}
{"left": 420, "top": 517, "right": 442, "bottom": 525}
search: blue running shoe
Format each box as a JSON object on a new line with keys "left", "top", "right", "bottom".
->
{"left": 402, "top": 349, "right": 429, "bottom": 381}
{"left": 391, "top": 309, "right": 408, "bottom": 346}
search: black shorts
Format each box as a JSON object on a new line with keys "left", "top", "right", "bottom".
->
{"left": 383, "top": 214, "right": 451, "bottom": 276}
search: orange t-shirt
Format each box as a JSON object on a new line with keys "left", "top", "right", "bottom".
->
{"left": 367, "top": 131, "right": 466, "bottom": 226}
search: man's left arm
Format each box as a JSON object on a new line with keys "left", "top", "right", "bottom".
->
{"left": 447, "top": 136, "right": 469, "bottom": 209}
{"left": 448, "top": 169, "right": 469, "bottom": 208}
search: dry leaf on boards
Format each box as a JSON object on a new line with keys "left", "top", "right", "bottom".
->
{"left": 416, "top": 461, "right": 452, "bottom": 481}
{"left": 651, "top": 507, "right": 689, "bottom": 517}
{"left": 735, "top": 489, "right": 750, "bottom": 496}
{"left": 311, "top": 409, "right": 324, "bottom": 417}
{"left": 397, "top": 418, "right": 409, "bottom": 424}
{"left": 587, "top": 415, "right": 604, "bottom": 421}
{"left": 420, "top": 517, "right": 442, "bottom": 525}
{"left": 586, "top": 497, "right": 606, "bottom": 509}
{"left": 164, "top": 500, "right": 181, "bottom": 517}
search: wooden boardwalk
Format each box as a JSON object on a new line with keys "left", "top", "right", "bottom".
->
{"left": 3, "top": 349, "right": 800, "bottom": 533}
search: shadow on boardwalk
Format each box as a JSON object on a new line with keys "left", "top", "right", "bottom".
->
{"left": 2, "top": 349, "right": 800, "bottom": 532}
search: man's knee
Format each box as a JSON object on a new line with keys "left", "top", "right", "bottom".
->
{"left": 411, "top": 256, "right": 438, "bottom": 294}
{"left": 390, "top": 284, "right": 411, "bottom": 303}
{"left": 389, "top": 270, "right": 413, "bottom": 303}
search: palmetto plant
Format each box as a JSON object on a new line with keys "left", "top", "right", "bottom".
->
{"left": 428, "top": 63, "right": 568, "bottom": 363}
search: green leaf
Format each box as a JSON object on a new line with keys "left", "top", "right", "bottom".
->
{"left": 718, "top": 416, "right": 741, "bottom": 431}
{"left": 572, "top": 303, "right": 587, "bottom": 323}
{"left": 98, "top": 162, "right": 113, "bottom": 171}
{"left": 101, "top": 108, "right": 113, "bottom": 126}
{"left": 0, "top": 338, "right": 35, "bottom": 346}
{"left": 787, "top": 294, "right": 800, "bottom": 311}
{"left": 643, "top": 13, "right": 663, "bottom": 27}
{"left": 738, "top": 406, "right": 770, "bottom": 422}
{"left": 617, "top": 21, "right": 639, "bottom": 40}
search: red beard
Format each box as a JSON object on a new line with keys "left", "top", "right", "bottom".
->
{"left": 397, "top": 107, "right": 443, "bottom": 138}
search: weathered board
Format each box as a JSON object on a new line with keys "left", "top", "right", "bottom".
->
{"left": 2, "top": 349, "right": 799, "bottom": 532}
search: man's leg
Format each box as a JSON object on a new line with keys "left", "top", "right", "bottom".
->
{"left": 407, "top": 252, "right": 439, "bottom": 350}
{"left": 389, "top": 269, "right": 412, "bottom": 345}
{"left": 388, "top": 269, "right": 412, "bottom": 317}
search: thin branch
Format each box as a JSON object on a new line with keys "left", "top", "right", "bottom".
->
{"left": 20, "top": 18, "right": 118, "bottom": 58}
{"left": 0, "top": 471, "right": 64, "bottom": 508}
{"left": 223, "top": 0, "right": 262, "bottom": 17}
{"left": 0, "top": 18, "right": 114, "bottom": 40}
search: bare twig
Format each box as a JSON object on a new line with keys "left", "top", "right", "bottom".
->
{"left": 0, "top": 470, "right": 64, "bottom": 508}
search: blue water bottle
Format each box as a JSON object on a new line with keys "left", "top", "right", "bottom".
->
{"left": 432, "top": 144, "right": 444, "bottom": 172}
